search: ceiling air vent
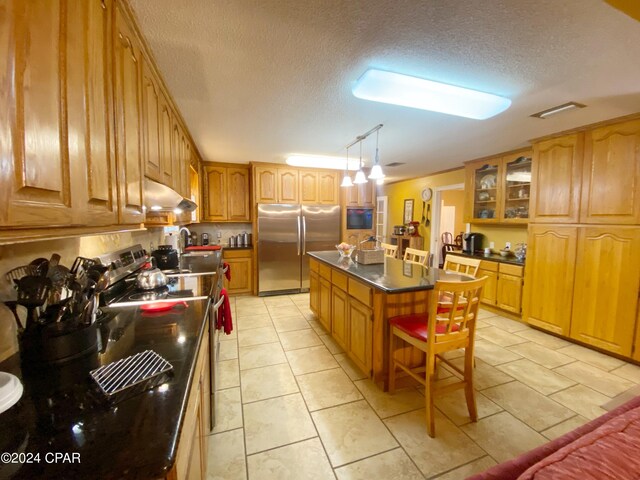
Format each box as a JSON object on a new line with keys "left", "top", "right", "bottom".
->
{"left": 530, "top": 102, "right": 586, "bottom": 119}
{"left": 385, "top": 162, "right": 405, "bottom": 167}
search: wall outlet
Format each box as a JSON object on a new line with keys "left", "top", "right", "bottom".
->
{"left": 505, "top": 242, "right": 511, "bottom": 249}
{"left": 489, "top": 242, "right": 495, "bottom": 249}
{"left": 216, "top": 231, "right": 222, "bottom": 239}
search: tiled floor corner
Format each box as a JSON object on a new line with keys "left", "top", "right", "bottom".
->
{"left": 206, "top": 295, "right": 640, "bottom": 480}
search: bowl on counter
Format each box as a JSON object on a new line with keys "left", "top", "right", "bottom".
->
{"left": 499, "top": 249, "right": 513, "bottom": 258}
{"left": 335, "top": 244, "right": 355, "bottom": 258}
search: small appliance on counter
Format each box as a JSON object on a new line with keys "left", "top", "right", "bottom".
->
{"left": 463, "top": 232, "right": 484, "bottom": 254}
{"left": 201, "top": 233, "right": 209, "bottom": 246}
{"left": 393, "top": 225, "right": 406, "bottom": 235}
{"left": 151, "top": 245, "right": 179, "bottom": 270}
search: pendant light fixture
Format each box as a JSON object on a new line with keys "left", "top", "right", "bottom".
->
{"left": 353, "top": 140, "right": 367, "bottom": 184}
{"left": 340, "top": 147, "right": 354, "bottom": 187}
{"left": 368, "top": 129, "right": 385, "bottom": 180}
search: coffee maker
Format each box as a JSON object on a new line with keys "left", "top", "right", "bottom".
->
{"left": 463, "top": 233, "right": 484, "bottom": 254}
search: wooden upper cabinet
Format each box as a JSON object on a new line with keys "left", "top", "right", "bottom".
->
{"left": 464, "top": 156, "right": 503, "bottom": 223}
{"left": 227, "top": 167, "right": 250, "bottom": 220}
{"left": 159, "top": 93, "right": 173, "bottom": 189}
{"left": 0, "top": 1, "right": 77, "bottom": 227}
{"left": 113, "top": 6, "right": 144, "bottom": 224}
{"left": 254, "top": 166, "right": 277, "bottom": 203}
{"left": 278, "top": 168, "right": 299, "bottom": 203}
{"left": 522, "top": 225, "right": 578, "bottom": 336}
{"left": 182, "top": 136, "right": 191, "bottom": 197}
{"left": 171, "top": 121, "right": 182, "bottom": 196}
{"left": 300, "top": 171, "right": 319, "bottom": 204}
{"left": 581, "top": 119, "right": 640, "bottom": 224}
{"left": 202, "top": 164, "right": 250, "bottom": 222}
{"left": 319, "top": 171, "right": 339, "bottom": 204}
{"left": 344, "top": 180, "right": 375, "bottom": 207}
{"left": 500, "top": 151, "right": 532, "bottom": 224}
{"left": 142, "top": 61, "right": 161, "bottom": 182}
{"left": 202, "top": 166, "right": 226, "bottom": 221}
{"left": 570, "top": 226, "right": 640, "bottom": 356}
{"left": 530, "top": 134, "right": 583, "bottom": 223}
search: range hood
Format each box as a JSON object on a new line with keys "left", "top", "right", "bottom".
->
{"left": 144, "top": 178, "right": 197, "bottom": 213}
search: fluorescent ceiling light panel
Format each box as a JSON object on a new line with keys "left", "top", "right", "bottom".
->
{"left": 530, "top": 102, "right": 586, "bottom": 119}
{"left": 286, "top": 154, "right": 360, "bottom": 170}
{"left": 352, "top": 69, "right": 511, "bottom": 120}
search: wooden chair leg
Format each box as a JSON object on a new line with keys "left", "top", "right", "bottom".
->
{"left": 463, "top": 349, "right": 478, "bottom": 422}
{"left": 425, "top": 353, "right": 436, "bottom": 437}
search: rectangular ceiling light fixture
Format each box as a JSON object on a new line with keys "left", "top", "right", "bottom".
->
{"left": 530, "top": 102, "right": 586, "bottom": 119}
{"left": 352, "top": 69, "right": 511, "bottom": 120}
{"left": 286, "top": 154, "right": 361, "bottom": 170}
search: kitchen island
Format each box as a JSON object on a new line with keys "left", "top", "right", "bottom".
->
{"left": 0, "top": 274, "right": 216, "bottom": 480}
{"left": 307, "top": 251, "right": 475, "bottom": 389}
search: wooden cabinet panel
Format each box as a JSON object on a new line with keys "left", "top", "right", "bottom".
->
{"left": 227, "top": 167, "right": 250, "bottom": 221}
{"left": 159, "top": 94, "right": 174, "bottom": 189}
{"left": 142, "top": 61, "right": 161, "bottom": 182}
{"left": 530, "top": 134, "right": 583, "bottom": 223}
{"left": 254, "top": 166, "right": 277, "bottom": 203}
{"left": 345, "top": 181, "right": 376, "bottom": 207}
{"left": 581, "top": 119, "right": 640, "bottom": 224}
{"left": 501, "top": 151, "right": 533, "bottom": 224}
{"left": 171, "top": 121, "right": 183, "bottom": 196}
{"left": 67, "top": 0, "right": 118, "bottom": 226}
{"left": 310, "top": 271, "right": 319, "bottom": 314}
{"left": 570, "top": 227, "right": 640, "bottom": 356}
{"left": 348, "top": 298, "right": 373, "bottom": 375}
{"left": 523, "top": 225, "right": 578, "bottom": 335}
{"left": 0, "top": 0, "right": 78, "bottom": 227}
{"left": 223, "top": 251, "right": 252, "bottom": 295}
{"left": 478, "top": 268, "right": 498, "bottom": 305}
{"left": 202, "top": 166, "right": 226, "bottom": 221}
{"left": 300, "top": 171, "right": 319, "bottom": 204}
{"left": 497, "top": 272, "right": 523, "bottom": 313}
{"left": 331, "top": 286, "right": 349, "bottom": 350}
{"left": 319, "top": 276, "right": 332, "bottom": 332}
{"left": 319, "top": 171, "right": 339, "bottom": 204}
{"left": 114, "top": 8, "right": 144, "bottom": 224}
{"left": 464, "top": 156, "right": 503, "bottom": 223}
{"left": 278, "top": 168, "right": 299, "bottom": 203}
{"left": 181, "top": 136, "right": 191, "bottom": 198}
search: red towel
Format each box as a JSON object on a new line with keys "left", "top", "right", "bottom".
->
{"left": 223, "top": 262, "right": 231, "bottom": 281}
{"left": 216, "top": 288, "right": 233, "bottom": 335}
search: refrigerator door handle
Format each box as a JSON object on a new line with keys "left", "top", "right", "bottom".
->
{"left": 302, "top": 216, "right": 307, "bottom": 255}
{"left": 296, "top": 216, "right": 301, "bottom": 256}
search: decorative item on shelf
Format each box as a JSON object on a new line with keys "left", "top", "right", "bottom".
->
{"left": 514, "top": 243, "right": 527, "bottom": 261}
{"left": 403, "top": 199, "right": 414, "bottom": 224}
{"left": 406, "top": 221, "right": 421, "bottom": 236}
{"left": 477, "top": 191, "right": 490, "bottom": 201}
{"left": 480, "top": 173, "right": 497, "bottom": 189}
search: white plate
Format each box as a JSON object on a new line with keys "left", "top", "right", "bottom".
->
{"left": 480, "top": 174, "right": 497, "bottom": 189}
{"left": 0, "top": 372, "right": 23, "bottom": 414}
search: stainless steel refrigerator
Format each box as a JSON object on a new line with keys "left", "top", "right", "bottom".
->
{"left": 258, "top": 204, "right": 341, "bottom": 295}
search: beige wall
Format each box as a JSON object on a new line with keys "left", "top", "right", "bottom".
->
{"left": 441, "top": 189, "right": 466, "bottom": 239}
{"left": 379, "top": 169, "right": 465, "bottom": 252}
{"left": 470, "top": 225, "right": 528, "bottom": 251}
{"left": 0, "top": 229, "right": 164, "bottom": 361}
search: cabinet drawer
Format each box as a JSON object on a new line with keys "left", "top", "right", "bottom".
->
{"left": 479, "top": 260, "right": 499, "bottom": 272}
{"left": 332, "top": 270, "right": 348, "bottom": 291}
{"left": 348, "top": 279, "right": 372, "bottom": 307}
{"left": 499, "top": 263, "right": 523, "bottom": 277}
{"left": 310, "top": 258, "right": 319, "bottom": 273}
{"left": 319, "top": 263, "right": 332, "bottom": 280}
{"left": 223, "top": 248, "right": 251, "bottom": 259}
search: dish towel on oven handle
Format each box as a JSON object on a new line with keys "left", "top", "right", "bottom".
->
{"left": 216, "top": 288, "right": 233, "bottom": 335}
{"left": 223, "top": 262, "right": 231, "bottom": 281}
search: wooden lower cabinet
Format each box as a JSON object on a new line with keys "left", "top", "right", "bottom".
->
{"left": 331, "top": 286, "right": 349, "bottom": 350}
{"left": 477, "top": 261, "right": 498, "bottom": 306}
{"left": 222, "top": 249, "right": 253, "bottom": 295}
{"left": 496, "top": 264, "right": 524, "bottom": 314}
{"left": 569, "top": 226, "right": 640, "bottom": 356}
{"left": 348, "top": 298, "right": 373, "bottom": 375}
{"left": 319, "top": 277, "right": 332, "bottom": 332}
{"left": 168, "top": 323, "right": 210, "bottom": 480}
{"left": 523, "top": 225, "right": 578, "bottom": 335}
{"left": 310, "top": 270, "right": 319, "bottom": 313}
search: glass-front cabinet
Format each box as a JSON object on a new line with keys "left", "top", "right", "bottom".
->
{"left": 464, "top": 149, "right": 532, "bottom": 224}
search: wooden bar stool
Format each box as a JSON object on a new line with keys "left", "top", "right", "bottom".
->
{"left": 380, "top": 242, "right": 398, "bottom": 258}
{"left": 388, "top": 277, "right": 487, "bottom": 437}
{"left": 443, "top": 256, "right": 481, "bottom": 276}
{"left": 403, "top": 247, "right": 429, "bottom": 266}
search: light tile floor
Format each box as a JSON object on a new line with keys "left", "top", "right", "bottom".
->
{"left": 206, "top": 294, "right": 640, "bottom": 479}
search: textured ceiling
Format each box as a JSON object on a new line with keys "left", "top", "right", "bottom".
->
{"left": 129, "top": 0, "right": 640, "bottom": 182}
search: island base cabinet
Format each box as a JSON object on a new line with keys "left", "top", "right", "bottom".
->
{"left": 331, "top": 287, "right": 349, "bottom": 351}
{"left": 309, "top": 270, "right": 319, "bottom": 314}
{"left": 319, "top": 277, "right": 332, "bottom": 332}
{"left": 569, "top": 227, "right": 640, "bottom": 357}
{"left": 348, "top": 298, "right": 373, "bottom": 376}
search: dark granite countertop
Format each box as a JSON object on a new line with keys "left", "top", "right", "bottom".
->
{"left": 307, "top": 251, "right": 475, "bottom": 293}
{"left": 0, "top": 274, "right": 216, "bottom": 479}
{"left": 452, "top": 250, "right": 525, "bottom": 266}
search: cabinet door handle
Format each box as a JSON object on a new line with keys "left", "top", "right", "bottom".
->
{"left": 100, "top": 0, "right": 107, "bottom": 9}
{"left": 302, "top": 216, "right": 307, "bottom": 255}
{"left": 296, "top": 216, "right": 301, "bottom": 256}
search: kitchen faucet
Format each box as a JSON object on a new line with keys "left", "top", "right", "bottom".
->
{"left": 178, "top": 227, "right": 191, "bottom": 254}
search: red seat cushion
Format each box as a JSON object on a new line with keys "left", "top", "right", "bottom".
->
{"left": 389, "top": 313, "right": 459, "bottom": 341}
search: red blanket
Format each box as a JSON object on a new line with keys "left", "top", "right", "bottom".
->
{"left": 216, "top": 288, "right": 233, "bottom": 335}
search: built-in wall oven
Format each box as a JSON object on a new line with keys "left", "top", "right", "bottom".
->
{"left": 346, "top": 208, "right": 374, "bottom": 230}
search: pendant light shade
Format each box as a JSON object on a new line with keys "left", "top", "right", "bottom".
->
{"left": 353, "top": 169, "right": 367, "bottom": 184}
{"left": 368, "top": 130, "right": 385, "bottom": 180}
{"left": 341, "top": 146, "right": 353, "bottom": 187}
